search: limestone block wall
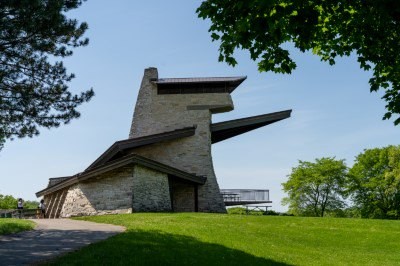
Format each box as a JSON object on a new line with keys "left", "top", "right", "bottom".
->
{"left": 132, "top": 165, "right": 171, "bottom": 212}
{"left": 129, "top": 68, "right": 233, "bottom": 138}
{"left": 128, "top": 68, "right": 229, "bottom": 213}
{"left": 59, "top": 167, "right": 135, "bottom": 217}
{"left": 132, "top": 137, "right": 225, "bottom": 212}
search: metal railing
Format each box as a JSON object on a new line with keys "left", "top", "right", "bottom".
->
{"left": 220, "top": 189, "right": 270, "bottom": 203}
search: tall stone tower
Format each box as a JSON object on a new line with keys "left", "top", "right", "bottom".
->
{"left": 36, "top": 67, "right": 291, "bottom": 217}
{"left": 129, "top": 67, "right": 239, "bottom": 212}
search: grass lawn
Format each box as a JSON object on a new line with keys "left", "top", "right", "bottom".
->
{"left": 0, "top": 218, "right": 35, "bottom": 235}
{"left": 48, "top": 213, "right": 400, "bottom": 265}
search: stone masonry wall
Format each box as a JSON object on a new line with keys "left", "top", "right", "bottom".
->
{"left": 128, "top": 68, "right": 229, "bottom": 213}
{"left": 132, "top": 165, "right": 171, "bottom": 212}
{"left": 129, "top": 68, "right": 233, "bottom": 138}
{"left": 59, "top": 166, "right": 135, "bottom": 217}
{"left": 169, "top": 178, "right": 195, "bottom": 212}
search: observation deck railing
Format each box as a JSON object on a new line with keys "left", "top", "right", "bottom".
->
{"left": 220, "top": 189, "right": 270, "bottom": 206}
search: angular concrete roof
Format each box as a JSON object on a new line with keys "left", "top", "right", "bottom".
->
{"left": 211, "top": 110, "right": 292, "bottom": 143}
{"left": 36, "top": 153, "right": 206, "bottom": 197}
{"left": 154, "top": 76, "right": 247, "bottom": 94}
{"left": 86, "top": 127, "right": 196, "bottom": 171}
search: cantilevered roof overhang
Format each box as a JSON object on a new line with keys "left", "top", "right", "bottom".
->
{"left": 154, "top": 76, "right": 247, "bottom": 94}
{"left": 84, "top": 111, "right": 291, "bottom": 171}
{"left": 36, "top": 154, "right": 206, "bottom": 197}
{"left": 86, "top": 126, "right": 196, "bottom": 171}
{"left": 211, "top": 110, "right": 292, "bottom": 144}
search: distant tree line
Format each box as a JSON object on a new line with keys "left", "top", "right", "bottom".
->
{"left": 282, "top": 145, "right": 400, "bottom": 219}
{"left": 227, "top": 207, "right": 293, "bottom": 216}
{"left": 0, "top": 194, "right": 38, "bottom": 209}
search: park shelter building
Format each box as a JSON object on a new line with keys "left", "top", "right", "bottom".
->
{"left": 36, "top": 67, "right": 291, "bottom": 217}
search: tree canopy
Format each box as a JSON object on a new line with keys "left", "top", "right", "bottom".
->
{"left": 0, "top": 0, "right": 93, "bottom": 150}
{"left": 197, "top": 0, "right": 400, "bottom": 125}
{"left": 347, "top": 145, "right": 400, "bottom": 219}
{"left": 0, "top": 194, "right": 38, "bottom": 209}
{"left": 282, "top": 157, "right": 347, "bottom": 217}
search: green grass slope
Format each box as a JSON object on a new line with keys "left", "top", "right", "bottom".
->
{"left": 50, "top": 214, "right": 399, "bottom": 265}
{"left": 0, "top": 218, "right": 35, "bottom": 235}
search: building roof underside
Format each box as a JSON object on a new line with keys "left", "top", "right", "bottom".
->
{"left": 211, "top": 110, "right": 292, "bottom": 144}
{"left": 36, "top": 153, "right": 206, "bottom": 197}
{"left": 154, "top": 76, "right": 247, "bottom": 94}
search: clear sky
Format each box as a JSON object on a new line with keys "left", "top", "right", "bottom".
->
{"left": 0, "top": 1, "right": 399, "bottom": 211}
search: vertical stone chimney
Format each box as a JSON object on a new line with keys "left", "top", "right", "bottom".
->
{"left": 129, "top": 67, "right": 158, "bottom": 138}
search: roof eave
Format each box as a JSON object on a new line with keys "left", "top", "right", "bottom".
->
{"left": 154, "top": 76, "right": 247, "bottom": 94}
{"left": 154, "top": 76, "right": 247, "bottom": 84}
{"left": 36, "top": 176, "right": 78, "bottom": 197}
{"left": 36, "top": 154, "right": 206, "bottom": 197}
{"left": 211, "top": 110, "right": 292, "bottom": 144}
{"left": 86, "top": 126, "right": 196, "bottom": 171}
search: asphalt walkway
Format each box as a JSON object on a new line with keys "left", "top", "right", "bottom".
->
{"left": 0, "top": 219, "right": 125, "bottom": 265}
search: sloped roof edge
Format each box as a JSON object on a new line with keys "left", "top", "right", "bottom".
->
{"left": 86, "top": 126, "right": 196, "bottom": 171}
{"left": 211, "top": 110, "right": 292, "bottom": 143}
{"left": 37, "top": 176, "right": 78, "bottom": 197}
{"left": 36, "top": 154, "right": 206, "bottom": 197}
{"left": 47, "top": 176, "right": 72, "bottom": 188}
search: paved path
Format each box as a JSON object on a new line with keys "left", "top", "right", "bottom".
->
{"left": 0, "top": 219, "right": 125, "bottom": 265}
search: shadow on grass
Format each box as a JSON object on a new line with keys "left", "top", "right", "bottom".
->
{"left": 49, "top": 230, "right": 291, "bottom": 265}
{"left": 0, "top": 220, "right": 33, "bottom": 235}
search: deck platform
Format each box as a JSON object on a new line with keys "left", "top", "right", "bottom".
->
{"left": 221, "top": 189, "right": 271, "bottom": 206}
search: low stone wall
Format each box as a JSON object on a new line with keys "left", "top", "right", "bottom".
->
{"left": 55, "top": 164, "right": 173, "bottom": 217}
{"left": 59, "top": 166, "right": 135, "bottom": 217}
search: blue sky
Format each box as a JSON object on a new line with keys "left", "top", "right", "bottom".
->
{"left": 0, "top": 1, "right": 399, "bottom": 211}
